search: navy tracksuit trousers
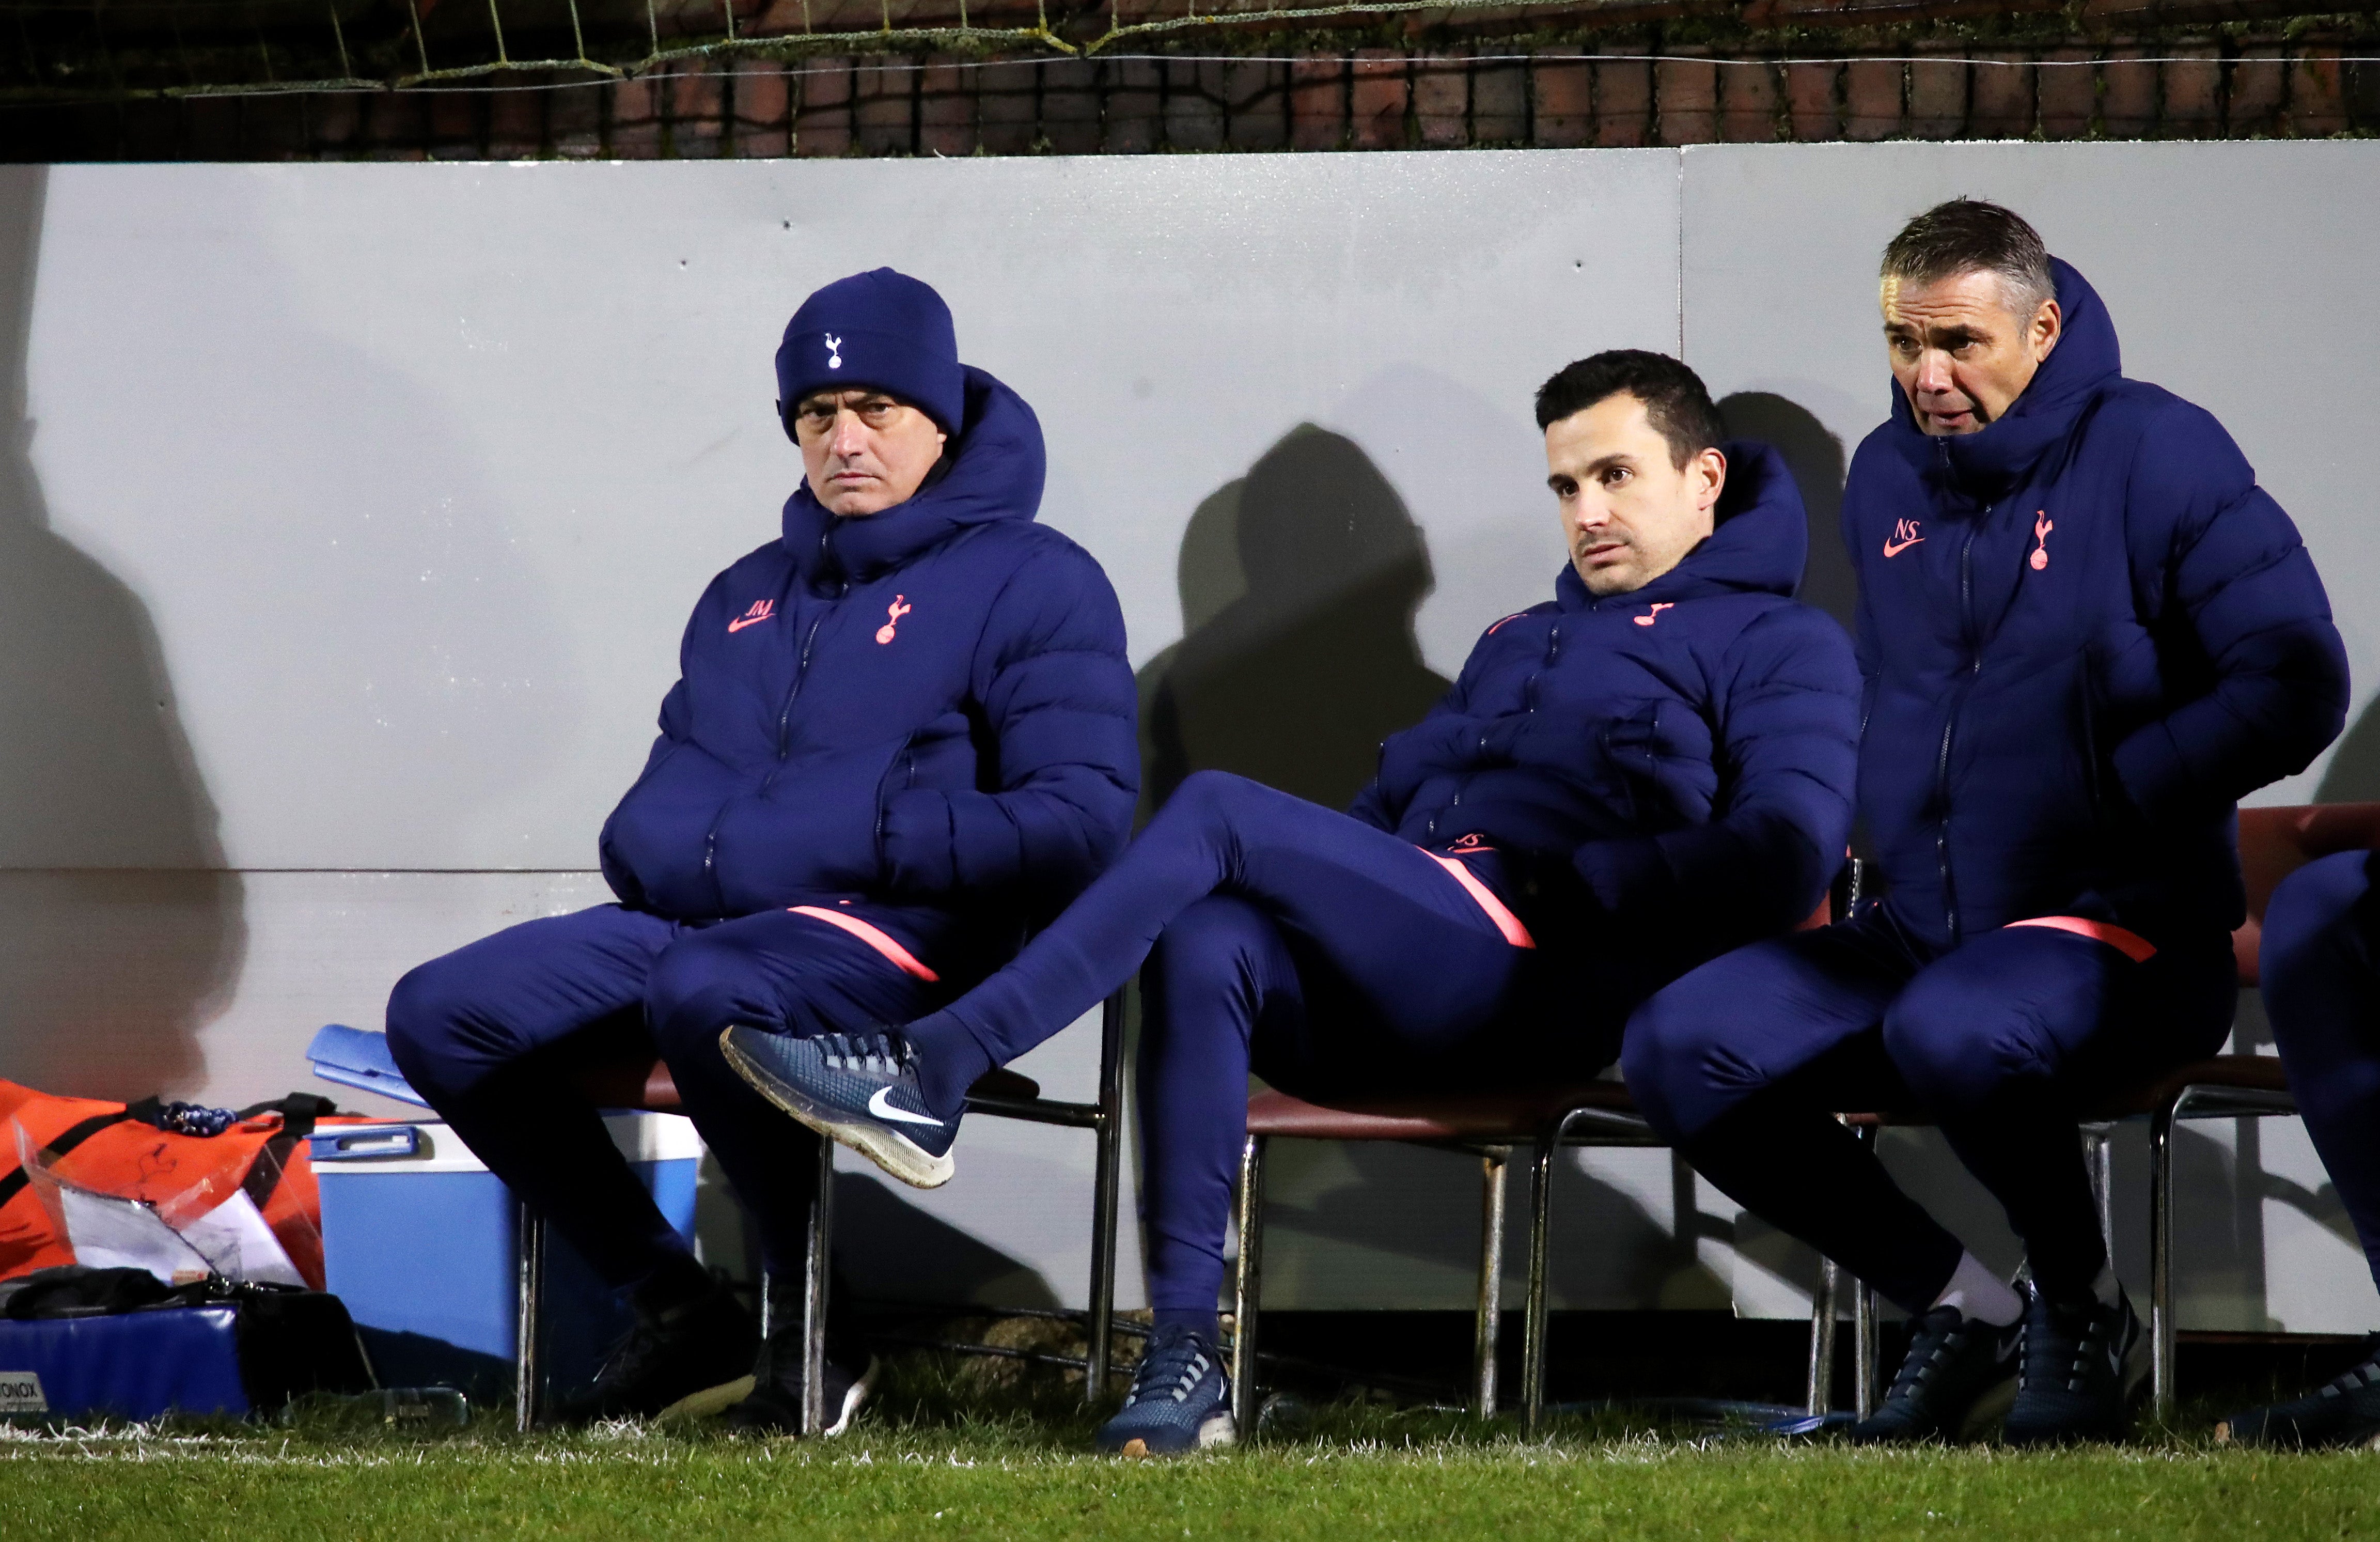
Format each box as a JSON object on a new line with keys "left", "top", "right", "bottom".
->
{"left": 384, "top": 904, "right": 948, "bottom": 1288}
{"left": 1623, "top": 905, "right": 2236, "bottom": 1312}
{"left": 906, "top": 770, "right": 1619, "bottom": 1319}
{"left": 2260, "top": 850, "right": 2380, "bottom": 1295}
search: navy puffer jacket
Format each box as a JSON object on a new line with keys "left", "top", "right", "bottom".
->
{"left": 599, "top": 367, "right": 1139, "bottom": 962}
{"left": 1845, "top": 259, "right": 2349, "bottom": 951}
{"left": 1353, "top": 441, "right": 1861, "bottom": 960}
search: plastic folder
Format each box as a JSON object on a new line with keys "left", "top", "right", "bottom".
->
{"left": 303, "top": 1024, "right": 431, "bottom": 1109}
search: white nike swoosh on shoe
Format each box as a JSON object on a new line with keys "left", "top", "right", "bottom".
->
{"left": 867, "top": 1086, "right": 945, "bottom": 1127}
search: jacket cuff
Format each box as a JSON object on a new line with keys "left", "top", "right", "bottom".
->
{"left": 2110, "top": 722, "right": 2190, "bottom": 825}
{"left": 1570, "top": 835, "right": 1668, "bottom": 916}
{"left": 881, "top": 789, "right": 959, "bottom": 895}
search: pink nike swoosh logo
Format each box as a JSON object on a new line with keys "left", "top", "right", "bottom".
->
{"left": 727, "top": 614, "right": 770, "bottom": 633}
{"left": 1883, "top": 536, "right": 1924, "bottom": 558}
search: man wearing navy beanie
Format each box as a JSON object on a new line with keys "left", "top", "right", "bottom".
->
{"left": 384, "top": 269, "right": 1137, "bottom": 1432}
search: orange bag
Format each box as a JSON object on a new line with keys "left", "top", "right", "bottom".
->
{"left": 0, "top": 1080, "right": 367, "bottom": 1289}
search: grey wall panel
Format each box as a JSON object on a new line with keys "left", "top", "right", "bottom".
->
{"left": 20, "top": 153, "right": 1680, "bottom": 870}
{"left": 0, "top": 868, "right": 612, "bottom": 1109}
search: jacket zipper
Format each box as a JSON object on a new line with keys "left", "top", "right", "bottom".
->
{"left": 1434, "top": 616, "right": 1560, "bottom": 842}
{"left": 1934, "top": 503, "right": 1983, "bottom": 945}
{"left": 701, "top": 530, "right": 840, "bottom": 914}
{"left": 2078, "top": 652, "right": 2104, "bottom": 814}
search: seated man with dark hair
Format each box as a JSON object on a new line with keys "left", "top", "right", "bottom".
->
{"left": 385, "top": 268, "right": 1138, "bottom": 1434}
{"left": 725, "top": 350, "right": 1862, "bottom": 1456}
{"left": 1624, "top": 199, "right": 2347, "bottom": 1447}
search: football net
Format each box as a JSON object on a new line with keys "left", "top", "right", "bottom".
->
{"left": 1, "top": 0, "right": 1603, "bottom": 102}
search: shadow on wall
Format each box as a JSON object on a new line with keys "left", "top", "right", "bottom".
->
{"left": 1136, "top": 425, "right": 1453, "bottom": 822}
{"left": 1129, "top": 427, "right": 1465, "bottom": 1304}
{"left": 830, "top": 1171, "right": 1062, "bottom": 1311}
{"left": 0, "top": 166, "right": 244, "bottom": 1099}
{"left": 1717, "top": 391, "right": 1857, "bottom": 636}
{"left": 1267, "top": 1142, "right": 1732, "bottom": 1312}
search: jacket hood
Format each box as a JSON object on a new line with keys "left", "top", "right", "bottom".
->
{"left": 1555, "top": 438, "right": 1809, "bottom": 611}
{"left": 1885, "top": 257, "right": 2123, "bottom": 492}
{"left": 781, "top": 364, "right": 1046, "bottom": 585}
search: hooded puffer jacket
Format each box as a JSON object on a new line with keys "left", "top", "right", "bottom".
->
{"left": 1352, "top": 440, "right": 1861, "bottom": 964}
{"left": 1844, "top": 258, "right": 2349, "bottom": 953}
{"left": 599, "top": 367, "right": 1138, "bottom": 964}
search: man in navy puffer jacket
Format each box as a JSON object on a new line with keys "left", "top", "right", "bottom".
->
{"left": 1626, "top": 201, "right": 2348, "bottom": 1446}
{"left": 730, "top": 350, "right": 1860, "bottom": 1455}
{"left": 384, "top": 269, "right": 1137, "bottom": 1431}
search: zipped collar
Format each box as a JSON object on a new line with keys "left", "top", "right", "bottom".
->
{"left": 1554, "top": 438, "right": 1808, "bottom": 613}
{"left": 779, "top": 364, "right": 1046, "bottom": 589}
{"left": 1883, "top": 258, "right": 2122, "bottom": 500}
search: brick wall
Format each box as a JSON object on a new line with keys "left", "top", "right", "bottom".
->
{"left": 12, "top": 43, "right": 2380, "bottom": 160}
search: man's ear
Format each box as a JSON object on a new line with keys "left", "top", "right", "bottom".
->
{"left": 1697, "top": 446, "right": 1728, "bottom": 513}
{"left": 2032, "top": 298, "right": 2063, "bottom": 361}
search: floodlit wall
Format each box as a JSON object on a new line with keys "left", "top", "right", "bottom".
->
{"left": 4, "top": 144, "right": 2375, "bottom": 1331}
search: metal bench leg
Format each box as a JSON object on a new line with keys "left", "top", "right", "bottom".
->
{"left": 1084, "top": 991, "right": 1126, "bottom": 1403}
{"left": 1806, "top": 1258, "right": 1840, "bottom": 1418}
{"left": 801, "top": 1129, "right": 835, "bottom": 1437}
{"left": 514, "top": 1202, "right": 545, "bottom": 1432}
{"left": 2081, "top": 1124, "right": 2116, "bottom": 1259}
{"left": 1852, "top": 1273, "right": 1880, "bottom": 1420}
{"left": 1850, "top": 1124, "right": 1880, "bottom": 1419}
{"left": 1522, "top": 1135, "right": 1556, "bottom": 1434}
{"left": 2150, "top": 1092, "right": 2183, "bottom": 1426}
{"left": 1523, "top": 1111, "right": 1592, "bottom": 1436}
{"left": 1229, "top": 1133, "right": 1266, "bottom": 1437}
{"left": 1474, "top": 1148, "right": 1507, "bottom": 1420}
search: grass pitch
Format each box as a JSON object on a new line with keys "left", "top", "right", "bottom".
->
{"left": 7, "top": 1347, "right": 2377, "bottom": 1541}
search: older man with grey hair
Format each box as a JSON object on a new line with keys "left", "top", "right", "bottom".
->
{"left": 1625, "top": 199, "right": 2348, "bottom": 1445}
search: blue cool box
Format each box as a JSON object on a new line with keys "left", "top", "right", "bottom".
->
{"left": 311, "top": 1115, "right": 701, "bottom": 1401}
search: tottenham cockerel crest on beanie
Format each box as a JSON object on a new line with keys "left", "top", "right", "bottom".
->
{"left": 775, "top": 268, "right": 966, "bottom": 439}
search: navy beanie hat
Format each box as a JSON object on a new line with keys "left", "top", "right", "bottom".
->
{"left": 775, "top": 268, "right": 966, "bottom": 438}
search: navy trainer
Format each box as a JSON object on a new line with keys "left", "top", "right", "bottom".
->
{"left": 1095, "top": 1324, "right": 1235, "bottom": 1458}
{"left": 721, "top": 1027, "right": 961, "bottom": 1188}
{"left": 1844, "top": 1305, "right": 2021, "bottom": 1444}
{"left": 2001, "top": 1283, "right": 2146, "bottom": 1446}
{"left": 2217, "top": 1337, "right": 2380, "bottom": 1450}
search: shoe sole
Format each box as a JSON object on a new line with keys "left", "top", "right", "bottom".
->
{"left": 822, "top": 1356, "right": 880, "bottom": 1438}
{"left": 722, "top": 1030, "right": 956, "bottom": 1189}
{"left": 566, "top": 1368, "right": 754, "bottom": 1427}
{"left": 1110, "top": 1412, "right": 1237, "bottom": 1459}
{"left": 660, "top": 1375, "right": 757, "bottom": 1423}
